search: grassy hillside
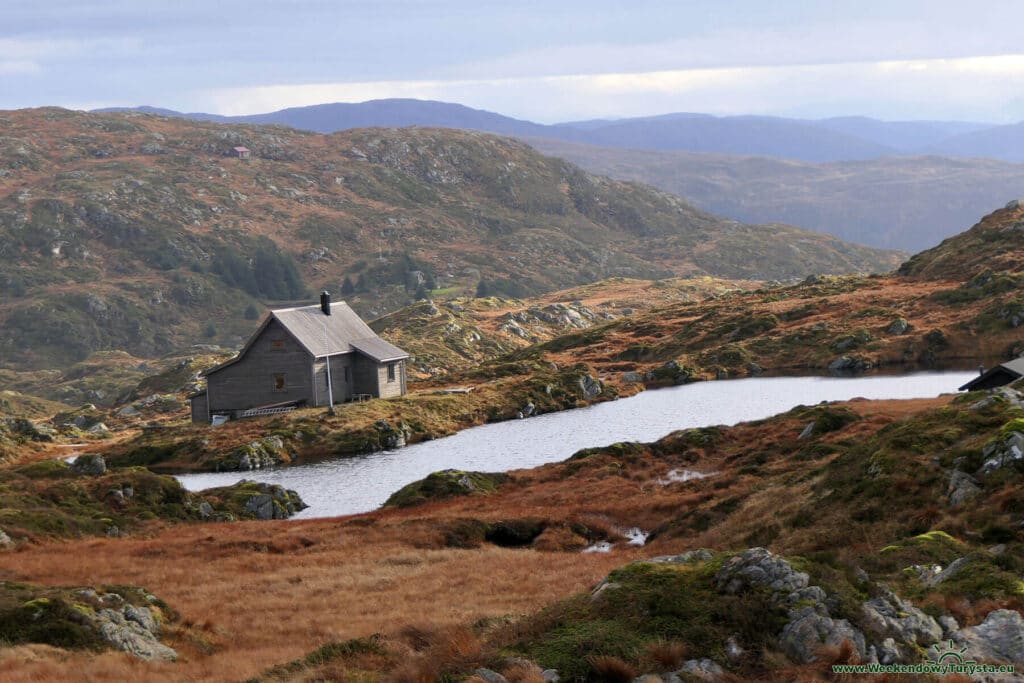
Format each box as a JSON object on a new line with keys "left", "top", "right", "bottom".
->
{"left": 899, "top": 200, "right": 1024, "bottom": 280}
{"left": 0, "top": 108, "right": 899, "bottom": 369}
{"left": 527, "top": 136, "right": 1024, "bottom": 251}
{"left": 3, "top": 387, "right": 1023, "bottom": 681}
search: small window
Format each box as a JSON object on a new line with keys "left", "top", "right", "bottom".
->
{"left": 386, "top": 363, "right": 396, "bottom": 382}
{"left": 344, "top": 366, "right": 351, "bottom": 383}
{"left": 270, "top": 339, "right": 286, "bottom": 350}
{"left": 274, "top": 374, "right": 285, "bottom": 391}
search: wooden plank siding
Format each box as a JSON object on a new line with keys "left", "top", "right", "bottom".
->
{"left": 312, "top": 355, "right": 355, "bottom": 406}
{"left": 207, "top": 319, "right": 315, "bottom": 414}
{"left": 190, "top": 394, "right": 209, "bottom": 424}
{"left": 353, "top": 354, "right": 382, "bottom": 398}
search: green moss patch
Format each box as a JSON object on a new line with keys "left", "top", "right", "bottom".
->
{"left": 506, "top": 557, "right": 786, "bottom": 680}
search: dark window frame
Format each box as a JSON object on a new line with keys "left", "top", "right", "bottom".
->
{"left": 386, "top": 363, "right": 396, "bottom": 382}
{"left": 273, "top": 373, "right": 286, "bottom": 391}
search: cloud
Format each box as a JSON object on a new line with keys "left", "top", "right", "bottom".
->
{"left": 0, "top": 60, "right": 40, "bottom": 76}
{"left": 199, "top": 54, "right": 1024, "bottom": 123}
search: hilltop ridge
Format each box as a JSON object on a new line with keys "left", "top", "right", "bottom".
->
{"left": 0, "top": 107, "right": 899, "bottom": 369}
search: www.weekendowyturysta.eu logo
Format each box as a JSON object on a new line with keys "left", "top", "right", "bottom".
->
{"left": 830, "top": 640, "right": 1016, "bottom": 676}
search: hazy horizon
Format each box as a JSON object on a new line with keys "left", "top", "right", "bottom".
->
{"left": 5, "top": 1, "right": 1024, "bottom": 124}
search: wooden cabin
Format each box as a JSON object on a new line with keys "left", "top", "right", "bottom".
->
{"left": 232, "top": 146, "right": 251, "bottom": 159}
{"left": 191, "top": 292, "right": 408, "bottom": 424}
{"left": 959, "top": 357, "right": 1024, "bottom": 391}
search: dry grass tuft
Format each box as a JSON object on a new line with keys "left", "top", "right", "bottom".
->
{"left": 641, "top": 639, "right": 688, "bottom": 671}
{"left": 588, "top": 654, "right": 637, "bottom": 682}
{"left": 502, "top": 659, "right": 548, "bottom": 683}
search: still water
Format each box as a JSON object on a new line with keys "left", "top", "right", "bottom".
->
{"left": 177, "top": 372, "right": 976, "bottom": 519}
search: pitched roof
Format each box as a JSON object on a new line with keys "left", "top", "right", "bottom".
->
{"left": 1002, "top": 357, "right": 1024, "bottom": 376}
{"left": 272, "top": 301, "right": 384, "bottom": 357}
{"left": 959, "top": 357, "right": 1024, "bottom": 390}
{"left": 204, "top": 301, "right": 408, "bottom": 377}
{"left": 350, "top": 337, "right": 409, "bottom": 363}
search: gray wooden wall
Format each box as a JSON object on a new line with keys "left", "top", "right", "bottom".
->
{"left": 207, "top": 319, "right": 314, "bottom": 412}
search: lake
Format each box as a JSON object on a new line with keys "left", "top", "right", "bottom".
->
{"left": 177, "top": 371, "right": 977, "bottom": 519}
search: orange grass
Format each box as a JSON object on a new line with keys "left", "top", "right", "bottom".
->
{"left": 0, "top": 512, "right": 636, "bottom": 682}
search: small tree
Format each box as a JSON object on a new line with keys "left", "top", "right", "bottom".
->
{"left": 414, "top": 283, "right": 428, "bottom": 300}
{"left": 475, "top": 279, "right": 490, "bottom": 298}
{"left": 203, "top": 321, "right": 217, "bottom": 338}
{"left": 341, "top": 275, "right": 355, "bottom": 295}
{"left": 244, "top": 303, "right": 260, "bottom": 320}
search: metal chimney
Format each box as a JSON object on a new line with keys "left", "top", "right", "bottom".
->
{"left": 320, "top": 291, "right": 331, "bottom": 315}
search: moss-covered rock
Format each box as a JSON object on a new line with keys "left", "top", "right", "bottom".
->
{"left": 0, "top": 462, "right": 307, "bottom": 540}
{"left": 383, "top": 469, "right": 509, "bottom": 508}
{"left": 201, "top": 480, "right": 308, "bottom": 520}
{"left": 0, "top": 581, "right": 177, "bottom": 660}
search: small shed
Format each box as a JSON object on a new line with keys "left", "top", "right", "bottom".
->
{"left": 959, "top": 357, "right": 1024, "bottom": 391}
{"left": 232, "top": 146, "right": 251, "bottom": 159}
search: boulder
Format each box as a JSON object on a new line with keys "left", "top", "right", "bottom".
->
{"left": 674, "top": 659, "right": 724, "bottom": 681}
{"left": 621, "top": 371, "right": 645, "bottom": 383}
{"left": 577, "top": 374, "right": 602, "bottom": 399}
{"left": 715, "top": 547, "right": 809, "bottom": 597}
{"left": 244, "top": 494, "right": 277, "bottom": 520}
{"left": 925, "top": 556, "right": 971, "bottom": 586}
{"left": 474, "top": 669, "right": 508, "bottom": 683}
{"left": 948, "top": 470, "right": 982, "bottom": 506}
{"left": 939, "top": 615, "right": 960, "bottom": 639}
{"left": 1, "top": 418, "right": 55, "bottom": 442}
{"left": 89, "top": 605, "right": 176, "bottom": 661}
{"left": 954, "top": 609, "right": 1024, "bottom": 664}
{"left": 220, "top": 436, "right": 288, "bottom": 471}
{"left": 781, "top": 607, "right": 866, "bottom": 663}
{"left": 886, "top": 318, "right": 911, "bottom": 336}
{"left": 860, "top": 586, "right": 942, "bottom": 647}
{"left": 374, "top": 420, "right": 411, "bottom": 450}
{"left": 71, "top": 454, "right": 107, "bottom": 477}
{"left": 242, "top": 483, "right": 307, "bottom": 520}
{"left": 980, "top": 431, "right": 1024, "bottom": 474}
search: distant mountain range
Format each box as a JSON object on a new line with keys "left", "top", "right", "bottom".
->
{"left": 97, "top": 99, "right": 1018, "bottom": 162}
{"left": 525, "top": 138, "right": 1024, "bottom": 252}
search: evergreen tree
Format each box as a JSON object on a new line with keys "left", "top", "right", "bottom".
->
{"left": 475, "top": 279, "right": 490, "bottom": 298}
{"left": 341, "top": 275, "right": 355, "bottom": 295}
{"left": 244, "top": 303, "right": 260, "bottom": 320}
{"left": 414, "top": 283, "right": 428, "bottom": 300}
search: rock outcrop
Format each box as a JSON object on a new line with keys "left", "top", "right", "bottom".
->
{"left": 216, "top": 436, "right": 288, "bottom": 471}
{"left": 89, "top": 603, "right": 177, "bottom": 661}
{"left": 954, "top": 610, "right": 1024, "bottom": 665}
{"left": 240, "top": 482, "right": 308, "bottom": 520}
{"left": 70, "top": 454, "right": 107, "bottom": 476}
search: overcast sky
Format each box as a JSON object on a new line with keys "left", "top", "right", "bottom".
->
{"left": 4, "top": 1, "right": 1024, "bottom": 123}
